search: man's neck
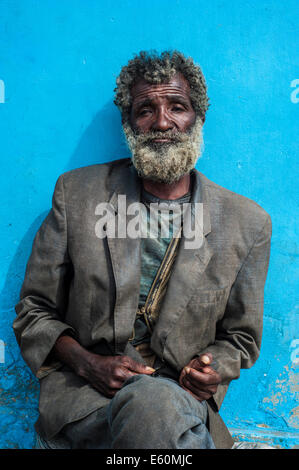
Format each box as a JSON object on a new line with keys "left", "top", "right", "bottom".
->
{"left": 142, "top": 173, "right": 191, "bottom": 200}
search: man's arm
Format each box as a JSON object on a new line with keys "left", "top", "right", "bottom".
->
{"left": 51, "top": 334, "right": 154, "bottom": 397}
{"left": 180, "top": 213, "right": 272, "bottom": 408}
{"left": 13, "top": 175, "right": 76, "bottom": 377}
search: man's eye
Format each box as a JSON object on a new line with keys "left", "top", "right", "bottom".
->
{"left": 171, "top": 106, "right": 184, "bottom": 112}
{"left": 138, "top": 109, "right": 152, "bottom": 116}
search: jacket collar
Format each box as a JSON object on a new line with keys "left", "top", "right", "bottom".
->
{"left": 108, "top": 162, "right": 211, "bottom": 235}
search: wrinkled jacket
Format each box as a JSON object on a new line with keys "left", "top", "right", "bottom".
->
{"left": 13, "top": 159, "right": 272, "bottom": 448}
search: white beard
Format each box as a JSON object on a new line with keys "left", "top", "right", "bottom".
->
{"left": 123, "top": 118, "right": 204, "bottom": 184}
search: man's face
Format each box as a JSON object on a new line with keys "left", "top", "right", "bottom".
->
{"left": 130, "top": 73, "right": 196, "bottom": 135}
{"left": 123, "top": 73, "right": 204, "bottom": 184}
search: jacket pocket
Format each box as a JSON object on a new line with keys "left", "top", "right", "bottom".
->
{"left": 187, "top": 285, "right": 231, "bottom": 323}
{"left": 190, "top": 285, "right": 230, "bottom": 305}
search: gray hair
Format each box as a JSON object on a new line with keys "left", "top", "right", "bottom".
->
{"left": 114, "top": 50, "right": 209, "bottom": 124}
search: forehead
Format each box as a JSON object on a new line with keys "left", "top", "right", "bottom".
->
{"left": 130, "top": 73, "right": 191, "bottom": 104}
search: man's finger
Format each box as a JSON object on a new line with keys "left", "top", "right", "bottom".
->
{"left": 111, "top": 368, "right": 139, "bottom": 386}
{"left": 196, "top": 353, "right": 213, "bottom": 368}
{"left": 200, "top": 366, "right": 213, "bottom": 374}
{"left": 185, "top": 365, "right": 213, "bottom": 374}
{"left": 124, "top": 357, "right": 155, "bottom": 375}
{"left": 181, "top": 378, "right": 211, "bottom": 401}
{"left": 185, "top": 367, "right": 221, "bottom": 386}
{"left": 200, "top": 354, "right": 212, "bottom": 365}
{"left": 179, "top": 369, "right": 186, "bottom": 387}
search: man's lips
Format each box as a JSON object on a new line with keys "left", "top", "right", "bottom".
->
{"left": 150, "top": 138, "right": 175, "bottom": 143}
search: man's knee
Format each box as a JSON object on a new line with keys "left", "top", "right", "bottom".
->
{"left": 109, "top": 374, "right": 165, "bottom": 420}
{"left": 109, "top": 374, "right": 207, "bottom": 423}
{"left": 107, "top": 374, "right": 211, "bottom": 449}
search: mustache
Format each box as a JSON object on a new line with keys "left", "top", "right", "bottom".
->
{"left": 133, "top": 129, "right": 191, "bottom": 145}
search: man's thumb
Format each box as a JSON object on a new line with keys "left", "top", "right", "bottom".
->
{"left": 198, "top": 353, "right": 213, "bottom": 366}
{"left": 129, "top": 358, "right": 155, "bottom": 374}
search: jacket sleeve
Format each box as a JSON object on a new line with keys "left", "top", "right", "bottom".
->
{"left": 200, "top": 213, "right": 272, "bottom": 410}
{"left": 13, "top": 175, "right": 76, "bottom": 378}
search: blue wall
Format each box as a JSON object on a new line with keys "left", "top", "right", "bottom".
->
{"left": 0, "top": 0, "right": 298, "bottom": 448}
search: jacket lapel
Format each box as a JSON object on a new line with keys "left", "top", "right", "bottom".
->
{"left": 151, "top": 170, "right": 214, "bottom": 358}
{"left": 106, "top": 163, "right": 142, "bottom": 354}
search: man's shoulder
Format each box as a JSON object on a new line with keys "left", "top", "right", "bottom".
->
{"left": 198, "top": 171, "right": 271, "bottom": 232}
{"left": 60, "top": 158, "right": 132, "bottom": 185}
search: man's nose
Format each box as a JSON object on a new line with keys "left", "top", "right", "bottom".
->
{"left": 151, "top": 108, "right": 174, "bottom": 132}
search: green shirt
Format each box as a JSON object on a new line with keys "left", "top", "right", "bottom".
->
{"left": 130, "top": 187, "right": 191, "bottom": 347}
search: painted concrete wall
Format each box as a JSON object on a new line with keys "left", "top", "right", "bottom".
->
{"left": 0, "top": 0, "right": 298, "bottom": 449}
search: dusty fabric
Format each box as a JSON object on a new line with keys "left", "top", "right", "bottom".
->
{"left": 13, "top": 158, "right": 272, "bottom": 449}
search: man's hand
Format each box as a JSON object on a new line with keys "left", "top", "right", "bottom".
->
{"left": 81, "top": 353, "right": 155, "bottom": 398}
{"left": 52, "top": 335, "right": 155, "bottom": 398}
{"left": 179, "top": 353, "right": 221, "bottom": 402}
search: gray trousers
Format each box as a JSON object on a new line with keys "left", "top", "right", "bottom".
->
{"left": 36, "top": 374, "right": 215, "bottom": 449}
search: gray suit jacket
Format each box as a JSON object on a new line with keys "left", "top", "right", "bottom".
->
{"left": 13, "top": 158, "right": 271, "bottom": 448}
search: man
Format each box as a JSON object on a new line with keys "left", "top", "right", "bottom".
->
{"left": 13, "top": 51, "right": 272, "bottom": 449}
